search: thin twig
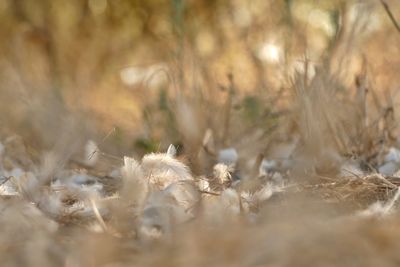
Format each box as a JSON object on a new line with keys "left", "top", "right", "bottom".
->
{"left": 222, "top": 74, "right": 234, "bottom": 146}
{"left": 0, "top": 176, "right": 12, "bottom": 186}
{"left": 199, "top": 190, "right": 220, "bottom": 196}
{"left": 380, "top": 0, "right": 400, "bottom": 34}
{"left": 90, "top": 198, "right": 108, "bottom": 232}
{"left": 383, "top": 187, "right": 400, "bottom": 214}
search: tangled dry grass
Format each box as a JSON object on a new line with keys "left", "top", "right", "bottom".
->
{"left": 2, "top": 104, "right": 400, "bottom": 267}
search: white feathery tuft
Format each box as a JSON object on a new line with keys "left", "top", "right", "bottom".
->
{"left": 213, "top": 163, "right": 232, "bottom": 185}
{"left": 166, "top": 144, "right": 177, "bottom": 157}
{"left": 141, "top": 152, "right": 192, "bottom": 190}
{"left": 218, "top": 148, "right": 238, "bottom": 166}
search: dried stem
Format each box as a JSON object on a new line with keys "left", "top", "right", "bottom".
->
{"left": 380, "top": 0, "right": 400, "bottom": 34}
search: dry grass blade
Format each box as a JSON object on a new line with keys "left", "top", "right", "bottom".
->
{"left": 380, "top": 0, "right": 400, "bottom": 34}
{"left": 90, "top": 198, "right": 108, "bottom": 232}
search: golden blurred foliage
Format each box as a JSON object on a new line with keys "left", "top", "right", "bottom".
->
{"left": 0, "top": 0, "right": 399, "bottom": 153}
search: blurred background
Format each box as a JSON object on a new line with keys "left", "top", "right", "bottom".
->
{"left": 0, "top": 0, "right": 399, "bottom": 174}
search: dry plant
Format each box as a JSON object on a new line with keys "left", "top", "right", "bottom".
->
{"left": 1, "top": 0, "right": 400, "bottom": 266}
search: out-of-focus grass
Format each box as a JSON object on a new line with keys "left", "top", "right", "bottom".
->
{"left": 0, "top": 0, "right": 399, "bottom": 159}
